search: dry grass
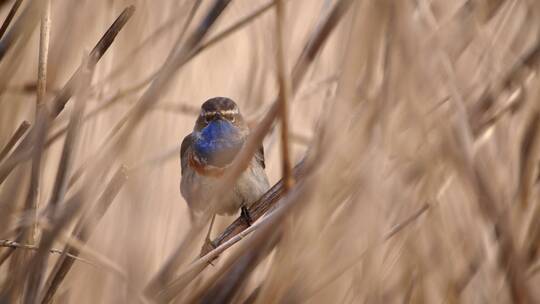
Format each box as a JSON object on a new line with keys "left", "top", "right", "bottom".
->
{"left": 1, "top": 0, "right": 540, "bottom": 303}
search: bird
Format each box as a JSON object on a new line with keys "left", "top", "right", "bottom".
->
{"left": 180, "top": 97, "right": 270, "bottom": 233}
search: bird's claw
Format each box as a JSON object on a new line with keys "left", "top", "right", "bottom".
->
{"left": 241, "top": 206, "right": 253, "bottom": 226}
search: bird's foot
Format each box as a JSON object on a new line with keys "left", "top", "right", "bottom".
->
{"left": 241, "top": 206, "right": 253, "bottom": 226}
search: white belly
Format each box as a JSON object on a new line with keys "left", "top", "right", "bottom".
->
{"left": 181, "top": 160, "right": 269, "bottom": 216}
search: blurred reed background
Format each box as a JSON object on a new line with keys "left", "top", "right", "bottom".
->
{"left": 1, "top": 0, "right": 540, "bottom": 303}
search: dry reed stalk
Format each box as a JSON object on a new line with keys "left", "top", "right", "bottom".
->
{"left": 0, "top": 239, "right": 93, "bottom": 265}
{"left": 477, "top": 0, "right": 506, "bottom": 23}
{"left": 171, "top": 0, "right": 203, "bottom": 54}
{"left": 35, "top": 0, "right": 49, "bottom": 108}
{"left": 517, "top": 112, "right": 540, "bottom": 211}
{"left": 0, "top": 0, "right": 47, "bottom": 105}
{"left": 13, "top": 89, "right": 50, "bottom": 303}
{"left": 274, "top": 0, "right": 294, "bottom": 190}
{"left": 191, "top": 0, "right": 277, "bottom": 58}
{"left": 97, "top": 0, "right": 200, "bottom": 85}
{"left": 520, "top": 109, "right": 540, "bottom": 271}
{"left": 0, "top": 0, "right": 22, "bottom": 40}
{"left": 0, "top": 240, "right": 17, "bottom": 268}
{"left": 529, "top": 259, "right": 540, "bottom": 277}
{"left": 26, "top": 0, "right": 51, "bottom": 246}
{"left": 48, "top": 6, "right": 135, "bottom": 118}
{"left": 0, "top": 0, "right": 42, "bottom": 61}
{"left": 24, "top": 51, "right": 95, "bottom": 304}
{"left": 6, "top": 4, "right": 53, "bottom": 293}
{"left": 241, "top": 284, "right": 262, "bottom": 304}
{"left": 0, "top": 120, "right": 29, "bottom": 162}
{"left": 18, "top": 117, "right": 48, "bottom": 248}
{"left": 0, "top": 5, "right": 135, "bottom": 186}
{"left": 289, "top": 0, "right": 354, "bottom": 91}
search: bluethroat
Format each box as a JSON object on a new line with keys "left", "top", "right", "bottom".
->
{"left": 180, "top": 97, "right": 270, "bottom": 231}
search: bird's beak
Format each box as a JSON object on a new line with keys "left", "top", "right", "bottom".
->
{"left": 214, "top": 112, "right": 225, "bottom": 120}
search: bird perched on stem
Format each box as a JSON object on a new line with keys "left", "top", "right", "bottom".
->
{"left": 180, "top": 97, "right": 270, "bottom": 247}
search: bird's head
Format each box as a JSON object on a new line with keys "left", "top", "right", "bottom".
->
{"left": 192, "top": 97, "right": 247, "bottom": 167}
{"left": 194, "top": 97, "right": 247, "bottom": 132}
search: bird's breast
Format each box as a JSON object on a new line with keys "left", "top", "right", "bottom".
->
{"left": 193, "top": 120, "right": 244, "bottom": 167}
{"left": 181, "top": 155, "right": 269, "bottom": 215}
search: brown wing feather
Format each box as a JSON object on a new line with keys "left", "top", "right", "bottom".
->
{"left": 180, "top": 133, "right": 193, "bottom": 175}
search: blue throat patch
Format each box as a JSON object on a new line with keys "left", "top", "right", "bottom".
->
{"left": 193, "top": 120, "right": 244, "bottom": 167}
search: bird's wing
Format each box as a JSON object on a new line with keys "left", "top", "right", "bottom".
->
{"left": 180, "top": 133, "right": 193, "bottom": 175}
{"left": 255, "top": 144, "right": 266, "bottom": 169}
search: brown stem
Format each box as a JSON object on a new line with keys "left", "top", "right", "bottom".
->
{"left": 0, "top": 120, "right": 30, "bottom": 162}
{"left": 0, "top": 0, "right": 23, "bottom": 40}
{"left": 275, "top": 0, "right": 294, "bottom": 190}
{"left": 0, "top": 239, "right": 92, "bottom": 265}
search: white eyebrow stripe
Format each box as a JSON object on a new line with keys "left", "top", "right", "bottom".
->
{"left": 203, "top": 109, "right": 238, "bottom": 116}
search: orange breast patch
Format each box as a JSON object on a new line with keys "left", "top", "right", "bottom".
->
{"left": 188, "top": 151, "right": 226, "bottom": 177}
